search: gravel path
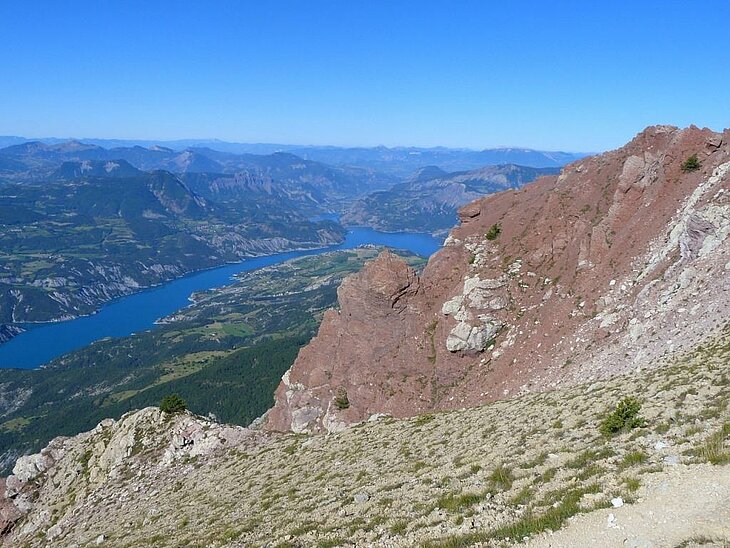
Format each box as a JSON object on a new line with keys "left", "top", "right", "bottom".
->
{"left": 530, "top": 464, "right": 730, "bottom": 547}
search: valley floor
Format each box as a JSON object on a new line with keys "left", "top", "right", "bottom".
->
{"left": 2, "top": 326, "right": 729, "bottom": 547}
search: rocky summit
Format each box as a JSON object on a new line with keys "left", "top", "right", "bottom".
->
{"left": 1, "top": 125, "right": 729, "bottom": 546}
{"left": 267, "top": 125, "right": 730, "bottom": 434}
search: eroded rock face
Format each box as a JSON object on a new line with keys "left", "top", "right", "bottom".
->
{"left": 267, "top": 125, "right": 730, "bottom": 433}
{"left": 266, "top": 251, "right": 426, "bottom": 433}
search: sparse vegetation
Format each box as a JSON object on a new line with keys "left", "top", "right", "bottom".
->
{"left": 485, "top": 222, "right": 502, "bottom": 241}
{"left": 160, "top": 394, "right": 187, "bottom": 414}
{"left": 490, "top": 485, "right": 599, "bottom": 540}
{"left": 6, "top": 325, "right": 730, "bottom": 547}
{"left": 413, "top": 413, "right": 435, "bottom": 426}
{"left": 623, "top": 477, "right": 641, "bottom": 492}
{"left": 695, "top": 422, "right": 730, "bottom": 464}
{"left": 389, "top": 520, "right": 408, "bottom": 536}
{"left": 333, "top": 387, "right": 350, "bottom": 410}
{"left": 437, "top": 491, "right": 486, "bottom": 512}
{"left": 599, "top": 396, "right": 645, "bottom": 436}
{"left": 620, "top": 450, "right": 648, "bottom": 469}
{"left": 488, "top": 465, "right": 514, "bottom": 490}
{"left": 680, "top": 154, "right": 701, "bottom": 172}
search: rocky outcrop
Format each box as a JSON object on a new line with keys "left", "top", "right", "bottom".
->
{"left": 266, "top": 251, "right": 426, "bottom": 433}
{"left": 0, "top": 407, "right": 267, "bottom": 539}
{"left": 267, "top": 125, "right": 730, "bottom": 433}
{"left": 0, "top": 326, "right": 23, "bottom": 345}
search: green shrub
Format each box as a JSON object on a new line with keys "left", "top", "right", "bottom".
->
{"left": 681, "top": 154, "right": 701, "bottom": 172}
{"left": 599, "top": 397, "right": 645, "bottom": 436}
{"left": 488, "top": 465, "right": 514, "bottom": 490}
{"left": 333, "top": 387, "right": 350, "bottom": 410}
{"left": 485, "top": 223, "right": 502, "bottom": 241}
{"left": 620, "top": 450, "right": 648, "bottom": 468}
{"left": 160, "top": 394, "right": 187, "bottom": 414}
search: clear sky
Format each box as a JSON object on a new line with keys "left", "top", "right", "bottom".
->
{"left": 1, "top": 1, "right": 728, "bottom": 151}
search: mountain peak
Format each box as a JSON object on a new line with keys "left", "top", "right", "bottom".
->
{"left": 406, "top": 165, "right": 449, "bottom": 184}
{"left": 266, "top": 125, "right": 730, "bottom": 433}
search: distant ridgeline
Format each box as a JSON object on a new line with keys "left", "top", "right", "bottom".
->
{"left": 0, "top": 139, "right": 581, "bottom": 329}
{"left": 342, "top": 164, "right": 560, "bottom": 232}
{"left": 0, "top": 169, "right": 344, "bottom": 326}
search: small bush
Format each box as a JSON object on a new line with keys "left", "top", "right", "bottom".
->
{"left": 696, "top": 422, "right": 730, "bottom": 464}
{"left": 485, "top": 223, "right": 502, "bottom": 241}
{"left": 488, "top": 465, "right": 514, "bottom": 490}
{"left": 681, "top": 154, "right": 701, "bottom": 172}
{"left": 333, "top": 387, "right": 350, "bottom": 410}
{"left": 620, "top": 450, "right": 648, "bottom": 469}
{"left": 599, "top": 397, "right": 645, "bottom": 436}
{"left": 160, "top": 394, "right": 187, "bottom": 414}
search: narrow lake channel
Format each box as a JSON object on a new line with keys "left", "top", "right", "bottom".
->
{"left": 0, "top": 227, "right": 442, "bottom": 369}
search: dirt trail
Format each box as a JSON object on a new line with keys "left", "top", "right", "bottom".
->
{"left": 529, "top": 464, "right": 730, "bottom": 548}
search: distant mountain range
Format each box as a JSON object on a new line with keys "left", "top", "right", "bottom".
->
{"left": 0, "top": 137, "right": 584, "bottom": 327}
{"left": 0, "top": 141, "right": 395, "bottom": 207}
{"left": 342, "top": 164, "right": 559, "bottom": 232}
{"left": 0, "top": 136, "right": 588, "bottom": 176}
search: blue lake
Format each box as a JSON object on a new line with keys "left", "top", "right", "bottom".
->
{"left": 0, "top": 227, "right": 442, "bottom": 369}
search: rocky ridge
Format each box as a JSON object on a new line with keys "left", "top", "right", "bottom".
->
{"left": 267, "top": 125, "right": 730, "bottom": 434}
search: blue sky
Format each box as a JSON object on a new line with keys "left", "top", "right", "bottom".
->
{"left": 1, "top": 1, "right": 728, "bottom": 151}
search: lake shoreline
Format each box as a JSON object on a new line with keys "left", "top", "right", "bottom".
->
{"left": 1, "top": 236, "right": 348, "bottom": 334}
{"left": 0, "top": 228, "right": 442, "bottom": 369}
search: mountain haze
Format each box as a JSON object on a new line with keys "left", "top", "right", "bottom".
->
{"left": 343, "top": 164, "right": 559, "bottom": 232}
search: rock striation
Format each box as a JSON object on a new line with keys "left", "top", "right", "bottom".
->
{"left": 267, "top": 125, "right": 730, "bottom": 433}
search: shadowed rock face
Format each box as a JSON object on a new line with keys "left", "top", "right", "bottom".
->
{"left": 266, "top": 125, "right": 730, "bottom": 434}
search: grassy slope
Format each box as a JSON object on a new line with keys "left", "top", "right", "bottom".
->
{"left": 12, "top": 325, "right": 728, "bottom": 547}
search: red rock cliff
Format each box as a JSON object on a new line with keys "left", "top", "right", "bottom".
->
{"left": 267, "top": 125, "right": 730, "bottom": 433}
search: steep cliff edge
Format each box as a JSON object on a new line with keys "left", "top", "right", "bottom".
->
{"left": 268, "top": 125, "right": 730, "bottom": 433}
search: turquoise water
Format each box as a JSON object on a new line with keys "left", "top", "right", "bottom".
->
{"left": 0, "top": 227, "right": 441, "bottom": 369}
